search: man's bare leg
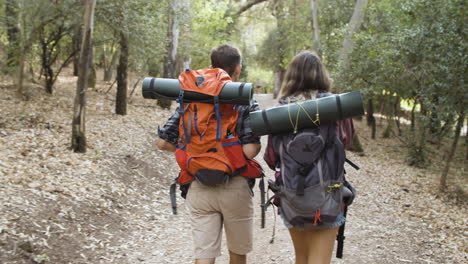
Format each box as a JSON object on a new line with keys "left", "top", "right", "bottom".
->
{"left": 229, "top": 250, "right": 246, "bottom": 264}
{"left": 195, "top": 258, "right": 215, "bottom": 264}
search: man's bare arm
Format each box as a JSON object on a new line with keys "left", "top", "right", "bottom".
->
{"left": 242, "top": 143, "right": 261, "bottom": 159}
{"left": 156, "top": 138, "right": 176, "bottom": 152}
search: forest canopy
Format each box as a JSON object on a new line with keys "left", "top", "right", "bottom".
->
{"left": 0, "top": 0, "right": 466, "bottom": 189}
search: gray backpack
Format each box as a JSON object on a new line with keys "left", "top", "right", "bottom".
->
{"left": 268, "top": 122, "right": 347, "bottom": 227}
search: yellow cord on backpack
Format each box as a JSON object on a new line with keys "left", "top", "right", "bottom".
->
{"left": 297, "top": 101, "right": 320, "bottom": 126}
{"left": 287, "top": 99, "right": 321, "bottom": 134}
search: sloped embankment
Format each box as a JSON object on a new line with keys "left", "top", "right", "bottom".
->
{"left": 0, "top": 73, "right": 179, "bottom": 263}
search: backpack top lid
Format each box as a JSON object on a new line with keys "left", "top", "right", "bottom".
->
{"left": 178, "top": 68, "right": 232, "bottom": 96}
{"left": 285, "top": 129, "right": 326, "bottom": 165}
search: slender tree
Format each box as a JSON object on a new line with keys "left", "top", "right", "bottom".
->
{"left": 440, "top": 109, "right": 465, "bottom": 192}
{"left": 38, "top": 19, "right": 76, "bottom": 94}
{"left": 336, "top": 0, "right": 369, "bottom": 92}
{"left": 103, "top": 45, "right": 119, "bottom": 82}
{"left": 115, "top": 31, "right": 129, "bottom": 115}
{"left": 71, "top": 0, "right": 96, "bottom": 153}
{"left": 72, "top": 25, "right": 82, "bottom": 76}
{"left": 158, "top": 0, "right": 180, "bottom": 109}
{"left": 5, "top": 0, "right": 20, "bottom": 68}
{"left": 272, "top": 0, "right": 287, "bottom": 98}
{"left": 310, "top": 0, "right": 321, "bottom": 55}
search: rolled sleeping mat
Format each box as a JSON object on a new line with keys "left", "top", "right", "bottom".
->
{"left": 142, "top": 77, "right": 253, "bottom": 105}
{"left": 250, "top": 91, "right": 364, "bottom": 136}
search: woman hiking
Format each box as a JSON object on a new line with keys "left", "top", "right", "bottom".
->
{"left": 263, "top": 50, "right": 355, "bottom": 264}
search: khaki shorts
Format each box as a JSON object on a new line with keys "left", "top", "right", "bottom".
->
{"left": 186, "top": 176, "right": 254, "bottom": 259}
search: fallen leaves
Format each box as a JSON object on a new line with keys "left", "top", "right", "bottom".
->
{"left": 0, "top": 74, "right": 467, "bottom": 263}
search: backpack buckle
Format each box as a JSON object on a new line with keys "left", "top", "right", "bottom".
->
{"left": 327, "top": 183, "right": 342, "bottom": 193}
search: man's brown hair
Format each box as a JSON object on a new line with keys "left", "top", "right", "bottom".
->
{"left": 210, "top": 44, "right": 242, "bottom": 77}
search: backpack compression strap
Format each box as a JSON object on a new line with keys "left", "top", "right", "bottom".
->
{"left": 213, "top": 96, "right": 222, "bottom": 142}
{"left": 261, "top": 110, "right": 273, "bottom": 134}
{"left": 177, "top": 90, "right": 192, "bottom": 146}
{"left": 335, "top": 95, "right": 343, "bottom": 120}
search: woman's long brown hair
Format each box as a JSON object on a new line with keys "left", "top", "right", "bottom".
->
{"left": 279, "top": 51, "right": 332, "bottom": 100}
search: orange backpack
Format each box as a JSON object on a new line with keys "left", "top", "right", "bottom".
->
{"left": 174, "top": 68, "right": 262, "bottom": 185}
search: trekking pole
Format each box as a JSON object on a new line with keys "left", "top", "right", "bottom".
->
{"left": 336, "top": 205, "right": 348, "bottom": 258}
{"left": 169, "top": 182, "right": 177, "bottom": 215}
{"left": 259, "top": 175, "right": 266, "bottom": 229}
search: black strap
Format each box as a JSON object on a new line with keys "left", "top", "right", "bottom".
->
{"left": 296, "top": 175, "right": 306, "bottom": 196}
{"left": 149, "top": 78, "right": 156, "bottom": 90}
{"left": 336, "top": 205, "right": 348, "bottom": 258}
{"left": 259, "top": 174, "right": 266, "bottom": 229}
{"left": 296, "top": 163, "right": 314, "bottom": 196}
{"left": 238, "top": 82, "right": 245, "bottom": 97}
{"left": 345, "top": 158, "right": 360, "bottom": 170}
{"left": 261, "top": 110, "right": 272, "bottom": 134}
{"left": 335, "top": 95, "right": 343, "bottom": 120}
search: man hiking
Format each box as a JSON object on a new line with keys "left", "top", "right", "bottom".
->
{"left": 156, "top": 44, "right": 261, "bottom": 264}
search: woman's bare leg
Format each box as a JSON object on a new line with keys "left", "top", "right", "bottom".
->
{"left": 288, "top": 227, "right": 339, "bottom": 264}
{"left": 289, "top": 228, "right": 310, "bottom": 264}
{"left": 306, "top": 227, "right": 338, "bottom": 264}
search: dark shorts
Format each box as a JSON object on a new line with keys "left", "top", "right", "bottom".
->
{"left": 279, "top": 207, "right": 345, "bottom": 230}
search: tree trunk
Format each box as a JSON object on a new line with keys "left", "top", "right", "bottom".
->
{"left": 40, "top": 36, "right": 54, "bottom": 94}
{"left": 382, "top": 115, "right": 394, "bottom": 138}
{"left": 394, "top": 96, "right": 402, "bottom": 136}
{"left": 273, "top": 0, "right": 287, "bottom": 99}
{"left": 440, "top": 110, "right": 465, "bottom": 192}
{"left": 72, "top": 0, "right": 96, "bottom": 153}
{"left": 367, "top": 98, "right": 376, "bottom": 139}
{"left": 383, "top": 95, "right": 396, "bottom": 138}
{"left": 349, "top": 134, "right": 364, "bottom": 153}
{"left": 410, "top": 98, "right": 416, "bottom": 131}
{"left": 159, "top": 0, "right": 180, "bottom": 109}
{"left": 16, "top": 51, "right": 26, "bottom": 99}
{"left": 310, "top": 0, "right": 321, "bottom": 55}
{"left": 336, "top": 0, "right": 369, "bottom": 92}
{"left": 88, "top": 64, "right": 96, "bottom": 89}
{"left": 428, "top": 96, "right": 441, "bottom": 144}
{"left": 87, "top": 41, "right": 95, "bottom": 89}
{"left": 465, "top": 120, "right": 468, "bottom": 160}
{"left": 378, "top": 95, "right": 387, "bottom": 126}
{"left": 411, "top": 98, "right": 428, "bottom": 167}
{"left": 5, "top": 0, "right": 20, "bottom": 69}
{"left": 104, "top": 49, "right": 119, "bottom": 82}
{"left": 115, "top": 31, "right": 129, "bottom": 115}
{"left": 72, "top": 26, "right": 82, "bottom": 76}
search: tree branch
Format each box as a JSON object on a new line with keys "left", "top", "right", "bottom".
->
{"left": 234, "top": 0, "right": 270, "bottom": 17}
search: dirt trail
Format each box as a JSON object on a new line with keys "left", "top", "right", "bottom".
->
{"left": 125, "top": 94, "right": 466, "bottom": 264}
{"left": 1, "top": 78, "right": 465, "bottom": 264}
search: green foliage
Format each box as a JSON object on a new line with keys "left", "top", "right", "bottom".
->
{"left": 318, "top": 0, "right": 355, "bottom": 68}
{"left": 242, "top": 65, "right": 273, "bottom": 93}
{"left": 344, "top": 0, "right": 466, "bottom": 166}
{"left": 95, "top": 0, "right": 168, "bottom": 74}
{"left": 406, "top": 130, "right": 430, "bottom": 168}
{"left": 189, "top": 0, "right": 232, "bottom": 70}
{"left": 257, "top": 0, "right": 314, "bottom": 71}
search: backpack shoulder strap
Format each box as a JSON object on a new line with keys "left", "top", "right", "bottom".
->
{"left": 279, "top": 143, "right": 286, "bottom": 187}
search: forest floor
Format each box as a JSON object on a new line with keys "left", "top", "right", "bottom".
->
{"left": 0, "top": 69, "right": 466, "bottom": 264}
